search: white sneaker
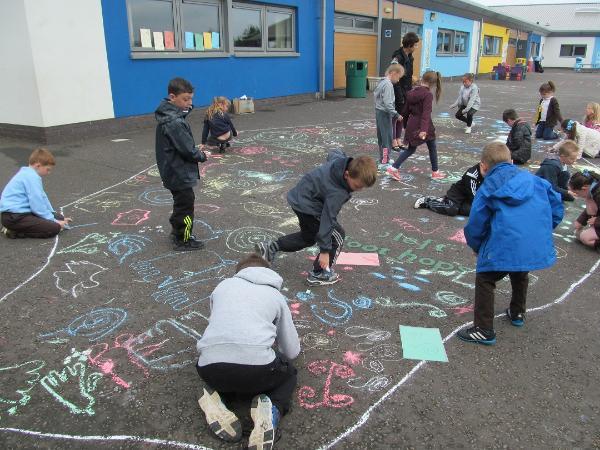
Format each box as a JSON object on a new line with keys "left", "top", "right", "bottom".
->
{"left": 465, "top": 126, "right": 472, "bottom": 134}
{"left": 198, "top": 388, "right": 242, "bottom": 442}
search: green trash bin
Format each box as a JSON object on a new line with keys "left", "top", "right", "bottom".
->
{"left": 345, "top": 60, "right": 368, "bottom": 98}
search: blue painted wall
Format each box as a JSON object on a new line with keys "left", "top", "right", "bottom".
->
{"left": 527, "top": 33, "right": 542, "bottom": 59}
{"left": 421, "top": 10, "right": 475, "bottom": 77}
{"left": 593, "top": 36, "right": 600, "bottom": 67}
{"left": 100, "top": 0, "right": 334, "bottom": 118}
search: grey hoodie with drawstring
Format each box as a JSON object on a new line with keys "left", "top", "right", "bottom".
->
{"left": 196, "top": 267, "right": 300, "bottom": 367}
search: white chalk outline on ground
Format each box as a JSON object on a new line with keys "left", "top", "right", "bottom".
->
{"left": 318, "top": 255, "right": 600, "bottom": 450}
{"left": 1, "top": 256, "right": 598, "bottom": 448}
{"left": 0, "top": 121, "right": 598, "bottom": 448}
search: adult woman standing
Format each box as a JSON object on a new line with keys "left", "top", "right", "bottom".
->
{"left": 391, "top": 32, "right": 420, "bottom": 150}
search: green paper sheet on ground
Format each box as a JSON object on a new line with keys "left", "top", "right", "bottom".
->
{"left": 399, "top": 325, "right": 448, "bottom": 362}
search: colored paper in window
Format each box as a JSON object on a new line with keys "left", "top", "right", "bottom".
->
{"left": 211, "top": 32, "right": 220, "bottom": 49}
{"left": 153, "top": 32, "right": 164, "bottom": 51}
{"left": 194, "top": 33, "right": 204, "bottom": 51}
{"left": 185, "top": 32, "right": 195, "bottom": 49}
{"left": 203, "top": 32, "right": 212, "bottom": 50}
{"left": 164, "top": 31, "right": 175, "bottom": 49}
{"left": 140, "top": 28, "right": 152, "bottom": 48}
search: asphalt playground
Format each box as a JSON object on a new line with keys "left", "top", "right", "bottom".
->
{"left": 0, "top": 69, "right": 599, "bottom": 449}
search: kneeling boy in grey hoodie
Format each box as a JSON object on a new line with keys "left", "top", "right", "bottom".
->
{"left": 196, "top": 253, "right": 300, "bottom": 450}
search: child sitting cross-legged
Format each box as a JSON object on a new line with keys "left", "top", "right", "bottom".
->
{"left": 196, "top": 253, "right": 300, "bottom": 450}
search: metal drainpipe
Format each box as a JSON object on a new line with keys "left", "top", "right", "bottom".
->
{"left": 320, "top": 0, "right": 326, "bottom": 99}
{"left": 475, "top": 17, "right": 483, "bottom": 76}
{"left": 376, "top": 0, "right": 382, "bottom": 76}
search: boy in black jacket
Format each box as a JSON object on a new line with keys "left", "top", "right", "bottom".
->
{"left": 255, "top": 150, "right": 377, "bottom": 286}
{"left": 155, "top": 77, "right": 208, "bottom": 251}
{"left": 536, "top": 140, "right": 578, "bottom": 202}
{"left": 414, "top": 162, "right": 486, "bottom": 216}
{"left": 503, "top": 109, "right": 532, "bottom": 165}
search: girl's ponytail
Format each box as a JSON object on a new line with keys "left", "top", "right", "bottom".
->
{"left": 435, "top": 71, "right": 442, "bottom": 103}
{"left": 548, "top": 80, "right": 556, "bottom": 92}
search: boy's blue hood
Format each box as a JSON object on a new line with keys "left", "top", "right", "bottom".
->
{"left": 484, "top": 162, "right": 533, "bottom": 206}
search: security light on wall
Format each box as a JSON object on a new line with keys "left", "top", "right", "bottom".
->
{"left": 430, "top": 12, "right": 436, "bottom": 21}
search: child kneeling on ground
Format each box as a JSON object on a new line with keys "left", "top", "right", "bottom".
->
{"left": 503, "top": 108, "right": 532, "bottom": 165}
{"left": 458, "top": 142, "right": 563, "bottom": 345}
{"left": 569, "top": 170, "right": 600, "bottom": 250}
{"left": 0, "top": 148, "right": 71, "bottom": 238}
{"left": 196, "top": 254, "right": 300, "bottom": 450}
{"left": 536, "top": 139, "right": 579, "bottom": 202}
{"left": 413, "top": 161, "right": 485, "bottom": 216}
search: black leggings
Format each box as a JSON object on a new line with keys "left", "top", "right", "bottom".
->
{"left": 392, "top": 139, "right": 438, "bottom": 172}
{"left": 456, "top": 107, "right": 477, "bottom": 127}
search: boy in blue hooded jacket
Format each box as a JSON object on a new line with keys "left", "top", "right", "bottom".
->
{"left": 458, "top": 142, "right": 563, "bottom": 345}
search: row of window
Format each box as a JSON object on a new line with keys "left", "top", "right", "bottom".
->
{"left": 560, "top": 44, "right": 587, "bottom": 57}
{"left": 436, "top": 29, "right": 468, "bottom": 55}
{"left": 128, "top": 0, "right": 296, "bottom": 55}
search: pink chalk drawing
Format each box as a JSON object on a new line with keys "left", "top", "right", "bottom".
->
{"left": 448, "top": 228, "right": 467, "bottom": 244}
{"left": 124, "top": 174, "right": 150, "bottom": 186}
{"left": 289, "top": 303, "right": 301, "bottom": 316}
{"left": 298, "top": 360, "right": 355, "bottom": 409}
{"left": 327, "top": 329, "right": 336, "bottom": 336}
{"left": 236, "top": 146, "right": 267, "bottom": 155}
{"left": 452, "top": 304, "right": 474, "bottom": 315}
{"left": 343, "top": 351, "right": 363, "bottom": 366}
{"left": 88, "top": 334, "right": 150, "bottom": 389}
{"left": 392, "top": 217, "right": 446, "bottom": 235}
{"left": 341, "top": 266, "right": 354, "bottom": 271}
{"left": 111, "top": 209, "right": 150, "bottom": 226}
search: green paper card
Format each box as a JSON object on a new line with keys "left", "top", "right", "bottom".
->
{"left": 400, "top": 325, "right": 448, "bottom": 362}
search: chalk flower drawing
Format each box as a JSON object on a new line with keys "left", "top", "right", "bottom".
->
{"left": 53, "top": 261, "right": 109, "bottom": 298}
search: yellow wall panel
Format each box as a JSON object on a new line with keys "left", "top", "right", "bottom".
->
{"left": 334, "top": 33, "right": 378, "bottom": 89}
{"left": 479, "top": 22, "right": 511, "bottom": 73}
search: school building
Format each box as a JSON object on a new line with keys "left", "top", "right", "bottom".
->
{"left": 490, "top": 3, "right": 600, "bottom": 69}
{"left": 1, "top": 0, "right": 596, "bottom": 143}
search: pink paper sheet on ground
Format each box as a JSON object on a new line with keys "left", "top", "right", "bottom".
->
{"left": 336, "top": 252, "right": 380, "bottom": 266}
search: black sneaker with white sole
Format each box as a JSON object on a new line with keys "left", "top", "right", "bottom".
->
{"left": 1, "top": 226, "right": 17, "bottom": 239}
{"left": 506, "top": 308, "right": 525, "bottom": 327}
{"left": 306, "top": 269, "right": 340, "bottom": 286}
{"left": 457, "top": 326, "right": 496, "bottom": 345}
{"left": 413, "top": 197, "right": 427, "bottom": 209}
{"left": 173, "top": 237, "right": 205, "bottom": 251}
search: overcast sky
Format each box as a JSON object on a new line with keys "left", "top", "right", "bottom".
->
{"left": 472, "top": 0, "right": 596, "bottom": 5}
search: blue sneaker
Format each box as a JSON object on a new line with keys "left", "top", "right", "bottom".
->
{"left": 457, "top": 326, "right": 496, "bottom": 345}
{"left": 506, "top": 308, "right": 525, "bottom": 327}
{"left": 249, "top": 394, "right": 276, "bottom": 450}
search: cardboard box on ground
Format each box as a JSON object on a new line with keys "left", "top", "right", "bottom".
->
{"left": 232, "top": 97, "right": 255, "bottom": 114}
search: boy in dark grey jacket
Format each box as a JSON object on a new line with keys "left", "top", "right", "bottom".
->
{"left": 196, "top": 254, "right": 300, "bottom": 450}
{"left": 155, "top": 78, "right": 207, "bottom": 251}
{"left": 256, "top": 150, "right": 377, "bottom": 285}
{"left": 536, "top": 140, "right": 578, "bottom": 201}
{"left": 503, "top": 109, "right": 532, "bottom": 165}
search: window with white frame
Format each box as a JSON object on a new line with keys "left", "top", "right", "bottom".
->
{"left": 483, "top": 35, "right": 502, "bottom": 56}
{"left": 334, "top": 13, "right": 376, "bottom": 33}
{"left": 560, "top": 44, "right": 587, "bottom": 57}
{"left": 126, "top": 0, "right": 296, "bottom": 56}
{"left": 232, "top": 3, "right": 295, "bottom": 52}
{"left": 436, "top": 29, "right": 468, "bottom": 55}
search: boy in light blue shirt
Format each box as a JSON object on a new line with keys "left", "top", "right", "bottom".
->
{"left": 0, "top": 148, "right": 71, "bottom": 238}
